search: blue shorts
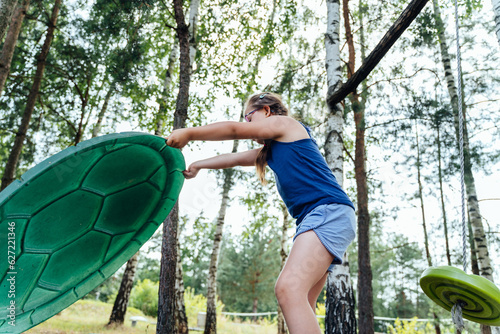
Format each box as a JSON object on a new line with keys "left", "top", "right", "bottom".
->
{"left": 293, "top": 203, "right": 356, "bottom": 273}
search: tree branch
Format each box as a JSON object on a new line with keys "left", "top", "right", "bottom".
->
{"left": 327, "top": 0, "right": 430, "bottom": 108}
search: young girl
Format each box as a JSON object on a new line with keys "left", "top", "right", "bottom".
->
{"left": 166, "top": 92, "right": 356, "bottom": 333}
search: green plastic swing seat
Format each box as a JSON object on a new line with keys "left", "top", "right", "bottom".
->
{"left": 420, "top": 266, "right": 500, "bottom": 326}
{"left": 0, "top": 132, "right": 184, "bottom": 333}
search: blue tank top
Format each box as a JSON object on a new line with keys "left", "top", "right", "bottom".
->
{"left": 267, "top": 123, "right": 355, "bottom": 225}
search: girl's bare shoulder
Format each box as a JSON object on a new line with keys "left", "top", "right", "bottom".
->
{"left": 273, "top": 116, "right": 310, "bottom": 142}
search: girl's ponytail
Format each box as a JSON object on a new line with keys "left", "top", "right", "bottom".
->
{"left": 255, "top": 139, "right": 272, "bottom": 185}
{"left": 244, "top": 92, "right": 288, "bottom": 185}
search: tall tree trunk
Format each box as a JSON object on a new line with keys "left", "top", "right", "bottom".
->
{"left": 277, "top": 204, "right": 289, "bottom": 334}
{"left": 187, "top": 0, "right": 200, "bottom": 71}
{"left": 0, "top": 0, "right": 29, "bottom": 96}
{"left": 468, "top": 217, "right": 480, "bottom": 276}
{"left": 92, "top": 81, "right": 116, "bottom": 138}
{"left": 432, "top": 0, "right": 495, "bottom": 287}
{"left": 172, "top": 0, "right": 190, "bottom": 131}
{"left": 158, "top": 202, "right": 180, "bottom": 333}
{"left": 108, "top": 252, "right": 140, "bottom": 326}
{"left": 492, "top": 0, "right": 500, "bottom": 46}
{"left": 73, "top": 79, "right": 91, "bottom": 145}
{"left": 415, "top": 121, "right": 442, "bottom": 334}
{"left": 174, "top": 2, "right": 199, "bottom": 333}
{"left": 433, "top": 2, "right": 497, "bottom": 332}
{"left": 204, "top": 128, "right": 240, "bottom": 334}
{"left": 175, "top": 236, "right": 189, "bottom": 334}
{"left": 324, "top": 0, "right": 357, "bottom": 333}
{"left": 0, "top": 0, "right": 17, "bottom": 43}
{"left": 0, "top": 0, "right": 61, "bottom": 191}
{"left": 155, "top": 39, "right": 179, "bottom": 136}
{"left": 436, "top": 126, "right": 451, "bottom": 266}
{"left": 341, "top": 0, "right": 373, "bottom": 332}
{"left": 157, "top": 0, "right": 191, "bottom": 332}
{"left": 416, "top": 121, "right": 432, "bottom": 268}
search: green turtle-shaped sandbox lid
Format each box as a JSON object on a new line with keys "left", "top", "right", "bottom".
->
{"left": 0, "top": 132, "right": 184, "bottom": 333}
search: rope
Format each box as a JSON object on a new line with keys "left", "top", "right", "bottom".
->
{"left": 453, "top": 0, "right": 468, "bottom": 275}
{"left": 451, "top": 302, "right": 466, "bottom": 332}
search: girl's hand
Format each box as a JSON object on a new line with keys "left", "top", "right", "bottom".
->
{"left": 183, "top": 163, "right": 201, "bottom": 179}
{"left": 165, "top": 129, "right": 191, "bottom": 148}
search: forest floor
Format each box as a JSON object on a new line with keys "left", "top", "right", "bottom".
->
{"left": 24, "top": 299, "right": 277, "bottom": 334}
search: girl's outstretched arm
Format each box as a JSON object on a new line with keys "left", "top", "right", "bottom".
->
{"left": 166, "top": 117, "right": 288, "bottom": 149}
{"left": 183, "top": 148, "right": 261, "bottom": 179}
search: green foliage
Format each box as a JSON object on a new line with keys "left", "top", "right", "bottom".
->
{"left": 409, "top": 9, "right": 436, "bottom": 48}
{"left": 184, "top": 286, "right": 224, "bottom": 326}
{"left": 180, "top": 214, "right": 215, "bottom": 294}
{"left": 316, "top": 301, "right": 326, "bottom": 331}
{"left": 217, "top": 226, "right": 281, "bottom": 313}
{"left": 129, "top": 279, "right": 159, "bottom": 317}
{"left": 135, "top": 256, "right": 161, "bottom": 283}
{"left": 387, "top": 318, "right": 435, "bottom": 334}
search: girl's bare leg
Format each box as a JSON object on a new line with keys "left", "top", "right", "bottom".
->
{"left": 275, "top": 231, "right": 334, "bottom": 334}
{"left": 308, "top": 272, "right": 328, "bottom": 311}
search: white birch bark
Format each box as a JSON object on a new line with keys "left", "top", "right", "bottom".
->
{"left": 108, "top": 251, "right": 139, "bottom": 325}
{"left": 433, "top": 0, "right": 494, "bottom": 282}
{"left": 155, "top": 39, "right": 179, "bottom": 136}
{"left": 188, "top": 0, "right": 200, "bottom": 71}
{"left": 175, "top": 235, "right": 189, "bottom": 334}
{"left": 0, "top": 0, "right": 18, "bottom": 43}
{"left": 433, "top": 1, "right": 498, "bottom": 333}
{"left": 92, "top": 81, "right": 116, "bottom": 138}
{"left": 324, "top": 0, "right": 357, "bottom": 332}
{"left": 492, "top": 0, "right": 500, "bottom": 46}
{"left": 325, "top": 0, "right": 342, "bottom": 94}
{"left": 205, "top": 132, "right": 240, "bottom": 334}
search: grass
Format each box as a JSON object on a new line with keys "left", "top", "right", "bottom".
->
{"left": 25, "top": 299, "right": 277, "bottom": 334}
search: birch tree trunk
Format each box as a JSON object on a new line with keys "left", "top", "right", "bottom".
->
{"left": 433, "top": 2, "right": 497, "bottom": 333}
{"left": 92, "top": 81, "right": 116, "bottom": 138}
{"left": 0, "top": 0, "right": 61, "bottom": 191}
{"left": 175, "top": 236, "right": 189, "bottom": 334}
{"left": 415, "top": 121, "right": 442, "bottom": 334}
{"left": 155, "top": 39, "right": 179, "bottom": 136}
{"left": 416, "top": 121, "right": 432, "bottom": 268}
{"left": 277, "top": 204, "right": 289, "bottom": 334}
{"left": 188, "top": 0, "right": 200, "bottom": 71}
{"left": 0, "top": 0, "right": 29, "bottom": 96}
{"left": 108, "top": 252, "right": 140, "bottom": 326}
{"left": 436, "top": 126, "right": 452, "bottom": 266}
{"left": 492, "top": 0, "right": 500, "bottom": 46}
{"left": 0, "top": 0, "right": 17, "bottom": 43}
{"left": 204, "top": 131, "right": 240, "bottom": 334}
{"left": 433, "top": 0, "right": 495, "bottom": 287}
{"left": 157, "top": 0, "right": 191, "bottom": 332}
{"left": 324, "top": 0, "right": 357, "bottom": 333}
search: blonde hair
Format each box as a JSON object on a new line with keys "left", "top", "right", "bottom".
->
{"left": 244, "top": 92, "right": 289, "bottom": 184}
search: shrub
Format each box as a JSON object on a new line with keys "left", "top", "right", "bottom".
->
{"left": 387, "top": 318, "right": 434, "bottom": 334}
{"left": 129, "top": 279, "right": 159, "bottom": 317}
